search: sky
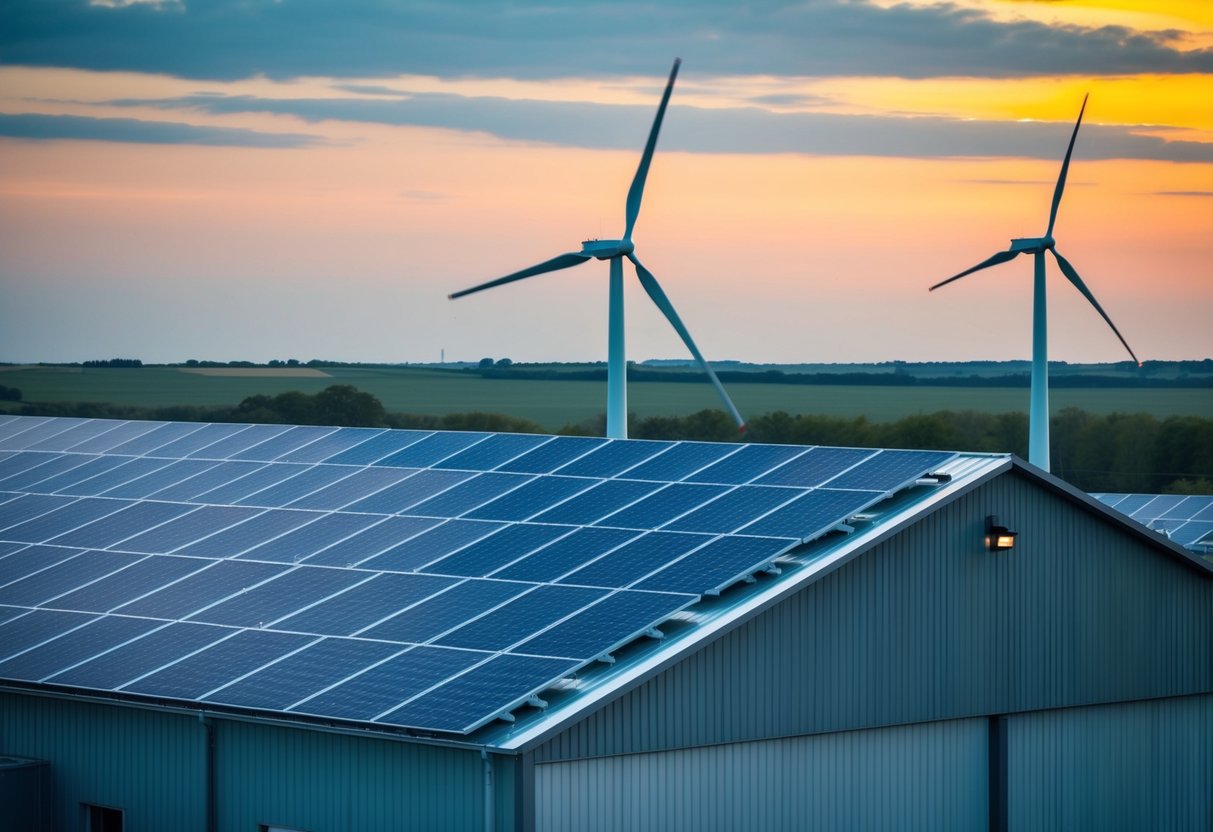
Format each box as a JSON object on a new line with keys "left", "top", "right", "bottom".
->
{"left": 0, "top": 0, "right": 1210, "bottom": 366}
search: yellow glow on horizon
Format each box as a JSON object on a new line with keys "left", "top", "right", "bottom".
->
{"left": 871, "top": 0, "right": 1213, "bottom": 45}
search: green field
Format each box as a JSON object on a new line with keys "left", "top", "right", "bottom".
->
{"left": 3, "top": 366, "right": 1210, "bottom": 431}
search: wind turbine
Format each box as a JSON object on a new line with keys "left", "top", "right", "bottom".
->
{"left": 929, "top": 95, "right": 1140, "bottom": 472}
{"left": 448, "top": 59, "right": 744, "bottom": 440}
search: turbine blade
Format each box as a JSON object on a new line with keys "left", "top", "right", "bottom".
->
{"left": 448, "top": 252, "right": 592, "bottom": 300}
{"left": 627, "top": 253, "right": 746, "bottom": 431}
{"left": 623, "top": 59, "right": 681, "bottom": 241}
{"left": 929, "top": 250, "right": 1021, "bottom": 292}
{"left": 1046, "top": 93, "right": 1088, "bottom": 238}
{"left": 1051, "top": 249, "right": 1140, "bottom": 365}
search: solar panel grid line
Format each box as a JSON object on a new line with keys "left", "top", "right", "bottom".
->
{"left": 233, "top": 512, "right": 390, "bottom": 565}
{"left": 228, "top": 425, "right": 337, "bottom": 463}
{"left": 121, "top": 422, "right": 214, "bottom": 457}
{"left": 62, "top": 457, "right": 177, "bottom": 498}
{"left": 493, "top": 436, "right": 608, "bottom": 475}
{"left": 342, "top": 578, "right": 469, "bottom": 638}
{"left": 107, "top": 504, "right": 269, "bottom": 555}
{"left": 110, "top": 558, "right": 289, "bottom": 622}
{"left": 28, "top": 420, "right": 134, "bottom": 453}
{"left": 280, "top": 642, "right": 417, "bottom": 713}
{"left": 149, "top": 423, "right": 258, "bottom": 460}
{"left": 690, "top": 444, "right": 815, "bottom": 486}
{"left": 112, "top": 625, "right": 250, "bottom": 692}
{"left": 301, "top": 516, "right": 448, "bottom": 569}
{"left": 184, "top": 424, "right": 298, "bottom": 461}
{"left": 49, "top": 501, "right": 198, "bottom": 551}
{"left": 383, "top": 523, "right": 540, "bottom": 577}
{"left": 30, "top": 617, "right": 177, "bottom": 683}
{"left": 274, "top": 427, "right": 389, "bottom": 464}
{"left": 279, "top": 467, "right": 421, "bottom": 512}
{"left": 485, "top": 527, "right": 642, "bottom": 583}
{"left": 610, "top": 441, "right": 747, "bottom": 483}
{"left": 349, "top": 576, "right": 528, "bottom": 643}
{"left": 37, "top": 456, "right": 147, "bottom": 496}
{"left": 405, "top": 522, "right": 572, "bottom": 576}
{"left": 432, "top": 433, "right": 557, "bottom": 473}
{"left": 318, "top": 430, "right": 435, "bottom": 467}
{"left": 256, "top": 569, "right": 384, "bottom": 629}
{"left": 396, "top": 580, "right": 551, "bottom": 648}
{"left": 537, "top": 478, "right": 665, "bottom": 527}
{"left": 180, "top": 563, "right": 370, "bottom": 627}
{"left": 172, "top": 508, "right": 327, "bottom": 560}
{"left": 0, "top": 546, "right": 86, "bottom": 590}
{"left": 0, "top": 494, "right": 78, "bottom": 535}
{"left": 0, "top": 608, "right": 101, "bottom": 665}
{"left": 141, "top": 460, "right": 272, "bottom": 503}
{"left": 566, "top": 532, "right": 721, "bottom": 593}
{"left": 194, "top": 634, "right": 325, "bottom": 702}
{"left": 30, "top": 551, "right": 158, "bottom": 607}
{"left": 2, "top": 497, "right": 138, "bottom": 545}
{"left": 432, "top": 524, "right": 589, "bottom": 581}
{"left": 513, "top": 588, "right": 698, "bottom": 661}
{"left": 371, "top": 470, "right": 489, "bottom": 515}
{"left": 591, "top": 481, "right": 734, "bottom": 532}
{"left": 549, "top": 438, "right": 675, "bottom": 479}
{"left": 0, "top": 453, "right": 102, "bottom": 492}
{"left": 0, "top": 418, "right": 90, "bottom": 451}
{"left": 368, "top": 649, "right": 502, "bottom": 723}
{"left": 406, "top": 473, "right": 540, "bottom": 522}
{"left": 64, "top": 421, "right": 169, "bottom": 455}
{"left": 229, "top": 463, "right": 365, "bottom": 508}
{"left": 370, "top": 431, "right": 494, "bottom": 469}
{"left": 439, "top": 586, "right": 624, "bottom": 656}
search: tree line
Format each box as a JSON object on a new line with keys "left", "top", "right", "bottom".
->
{"left": 12, "top": 385, "right": 1211, "bottom": 494}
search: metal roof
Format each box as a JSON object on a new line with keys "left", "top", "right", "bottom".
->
{"left": 0, "top": 414, "right": 1203, "bottom": 751}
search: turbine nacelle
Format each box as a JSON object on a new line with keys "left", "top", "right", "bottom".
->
{"left": 581, "top": 238, "right": 634, "bottom": 259}
{"left": 1009, "top": 236, "right": 1054, "bottom": 254}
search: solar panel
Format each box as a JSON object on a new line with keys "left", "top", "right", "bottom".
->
{"left": 0, "top": 415, "right": 958, "bottom": 736}
{"left": 1093, "top": 493, "right": 1213, "bottom": 552}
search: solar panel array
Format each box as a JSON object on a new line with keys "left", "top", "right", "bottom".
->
{"left": 1093, "top": 493, "right": 1213, "bottom": 550}
{"left": 0, "top": 415, "right": 954, "bottom": 735}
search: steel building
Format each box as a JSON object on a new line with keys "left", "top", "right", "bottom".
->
{"left": 0, "top": 415, "right": 1209, "bottom": 831}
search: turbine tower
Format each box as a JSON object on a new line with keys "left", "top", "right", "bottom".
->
{"left": 448, "top": 59, "right": 744, "bottom": 440}
{"left": 929, "top": 95, "right": 1140, "bottom": 472}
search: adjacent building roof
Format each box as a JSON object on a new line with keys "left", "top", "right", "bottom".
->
{"left": 1093, "top": 493, "right": 1213, "bottom": 554}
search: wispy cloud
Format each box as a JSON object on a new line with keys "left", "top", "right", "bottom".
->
{"left": 2, "top": 0, "right": 1210, "bottom": 81}
{"left": 0, "top": 112, "right": 323, "bottom": 147}
{"left": 1151, "top": 190, "right": 1213, "bottom": 196}
{"left": 102, "top": 92, "right": 1213, "bottom": 163}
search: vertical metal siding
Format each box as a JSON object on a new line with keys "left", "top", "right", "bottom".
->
{"left": 0, "top": 693, "right": 506, "bottom": 832}
{"left": 214, "top": 719, "right": 487, "bottom": 832}
{"left": 535, "top": 717, "right": 989, "bottom": 832}
{"left": 535, "top": 472, "right": 1213, "bottom": 762}
{"left": 1007, "top": 694, "right": 1213, "bottom": 832}
{"left": 0, "top": 692, "right": 207, "bottom": 832}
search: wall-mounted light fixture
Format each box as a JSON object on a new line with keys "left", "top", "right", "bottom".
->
{"left": 986, "top": 515, "right": 1017, "bottom": 551}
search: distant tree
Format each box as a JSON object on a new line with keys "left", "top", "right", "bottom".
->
{"left": 314, "top": 385, "right": 387, "bottom": 427}
{"left": 287, "top": 359, "right": 300, "bottom": 367}
{"left": 0, "top": 385, "right": 22, "bottom": 402}
{"left": 495, "top": 358, "right": 513, "bottom": 368}
{"left": 479, "top": 358, "right": 494, "bottom": 369}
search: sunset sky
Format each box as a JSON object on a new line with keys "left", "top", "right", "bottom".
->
{"left": 1, "top": 0, "right": 1210, "bottom": 365}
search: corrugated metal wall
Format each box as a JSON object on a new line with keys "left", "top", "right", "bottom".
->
{"left": 0, "top": 692, "right": 507, "bottom": 831}
{"left": 214, "top": 719, "right": 488, "bottom": 831}
{"left": 535, "top": 717, "right": 989, "bottom": 832}
{"left": 1007, "top": 694, "right": 1213, "bottom": 832}
{"left": 0, "top": 692, "right": 207, "bottom": 831}
{"left": 535, "top": 471, "right": 1213, "bottom": 761}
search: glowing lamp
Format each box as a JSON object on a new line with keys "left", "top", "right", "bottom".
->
{"left": 986, "top": 516, "right": 1017, "bottom": 552}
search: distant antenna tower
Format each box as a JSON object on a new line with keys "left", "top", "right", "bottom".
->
{"left": 441, "top": 348, "right": 445, "bottom": 365}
